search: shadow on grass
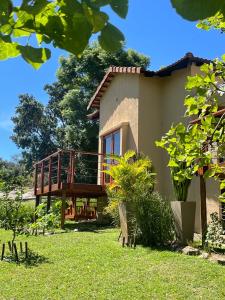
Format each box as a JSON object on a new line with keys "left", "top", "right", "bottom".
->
{"left": 2, "top": 250, "right": 50, "bottom": 268}
{"left": 64, "top": 220, "right": 114, "bottom": 233}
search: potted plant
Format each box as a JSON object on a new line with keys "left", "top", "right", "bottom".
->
{"left": 156, "top": 124, "right": 197, "bottom": 245}
{"left": 103, "top": 151, "right": 155, "bottom": 245}
{"left": 170, "top": 166, "right": 196, "bottom": 244}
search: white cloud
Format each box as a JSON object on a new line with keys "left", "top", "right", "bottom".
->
{"left": 0, "top": 118, "right": 13, "bottom": 131}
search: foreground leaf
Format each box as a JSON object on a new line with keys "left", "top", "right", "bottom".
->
{"left": 171, "top": 0, "right": 225, "bottom": 21}
{"left": 0, "top": 40, "right": 20, "bottom": 60}
{"left": 18, "top": 46, "right": 51, "bottom": 69}
{"left": 98, "top": 23, "right": 124, "bottom": 51}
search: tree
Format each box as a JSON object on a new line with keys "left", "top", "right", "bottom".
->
{"left": 0, "top": 156, "right": 29, "bottom": 189}
{"left": 0, "top": 0, "right": 129, "bottom": 68}
{"left": 0, "top": 163, "right": 31, "bottom": 242}
{"left": 11, "top": 94, "right": 61, "bottom": 168}
{"left": 12, "top": 43, "right": 150, "bottom": 168}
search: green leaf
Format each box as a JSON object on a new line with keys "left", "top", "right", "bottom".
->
{"left": 83, "top": 5, "right": 108, "bottom": 32}
{"left": 98, "top": 23, "right": 124, "bottom": 52}
{"left": 20, "top": 0, "right": 49, "bottom": 15}
{"left": 0, "top": 0, "right": 12, "bottom": 23}
{"left": 60, "top": 12, "right": 92, "bottom": 55}
{"left": 0, "top": 40, "right": 20, "bottom": 60}
{"left": 90, "top": 0, "right": 111, "bottom": 7}
{"left": 58, "top": 0, "right": 82, "bottom": 14}
{"left": 18, "top": 45, "right": 51, "bottom": 69}
{"left": 110, "top": 0, "right": 128, "bottom": 19}
{"left": 0, "top": 24, "right": 12, "bottom": 35}
{"left": 36, "top": 33, "right": 51, "bottom": 45}
{"left": 168, "top": 160, "right": 179, "bottom": 167}
{"left": 204, "top": 168, "right": 216, "bottom": 178}
{"left": 171, "top": 0, "right": 225, "bottom": 21}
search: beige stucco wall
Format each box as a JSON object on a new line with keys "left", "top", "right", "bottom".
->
{"left": 138, "top": 76, "right": 164, "bottom": 191}
{"left": 98, "top": 65, "right": 221, "bottom": 233}
{"left": 160, "top": 67, "right": 191, "bottom": 198}
{"left": 138, "top": 68, "right": 191, "bottom": 197}
{"left": 99, "top": 73, "right": 140, "bottom": 153}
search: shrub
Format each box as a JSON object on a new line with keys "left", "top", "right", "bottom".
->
{"left": 104, "top": 151, "right": 175, "bottom": 246}
{"left": 135, "top": 192, "right": 175, "bottom": 247}
{"left": 104, "top": 190, "right": 120, "bottom": 226}
{"left": 104, "top": 151, "right": 155, "bottom": 229}
{"left": 30, "top": 200, "right": 61, "bottom": 234}
{"left": 205, "top": 212, "right": 225, "bottom": 252}
{"left": 0, "top": 193, "right": 34, "bottom": 241}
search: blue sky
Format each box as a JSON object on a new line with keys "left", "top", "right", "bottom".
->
{"left": 0, "top": 0, "right": 224, "bottom": 160}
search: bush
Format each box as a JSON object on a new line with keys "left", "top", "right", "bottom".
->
{"left": 135, "top": 192, "right": 175, "bottom": 247}
{"left": 104, "top": 151, "right": 155, "bottom": 227}
{"left": 205, "top": 212, "right": 225, "bottom": 252}
{"left": 104, "top": 151, "right": 175, "bottom": 246}
{"left": 30, "top": 200, "right": 61, "bottom": 234}
{"left": 0, "top": 194, "right": 34, "bottom": 241}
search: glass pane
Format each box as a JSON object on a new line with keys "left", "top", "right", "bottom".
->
{"left": 103, "top": 135, "right": 112, "bottom": 183}
{"left": 113, "top": 131, "right": 120, "bottom": 155}
{"left": 104, "top": 135, "right": 112, "bottom": 155}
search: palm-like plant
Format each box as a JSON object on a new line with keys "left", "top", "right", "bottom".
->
{"left": 103, "top": 150, "right": 154, "bottom": 202}
{"left": 103, "top": 151, "right": 156, "bottom": 244}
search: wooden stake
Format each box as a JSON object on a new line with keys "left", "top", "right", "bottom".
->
{"left": 61, "top": 193, "right": 66, "bottom": 229}
{"left": 20, "top": 242, "right": 23, "bottom": 253}
{"left": 1, "top": 243, "right": 5, "bottom": 261}
{"left": 129, "top": 237, "right": 133, "bottom": 248}
{"left": 200, "top": 175, "right": 207, "bottom": 245}
{"left": 133, "top": 235, "right": 136, "bottom": 249}
{"left": 13, "top": 243, "right": 19, "bottom": 262}
{"left": 117, "top": 231, "right": 122, "bottom": 242}
{"left": 122, "top": 237, "right": 125, "bottom": 247}
{"left": 8, "top": 241, "right": 12, "bottom": 252}
{"left": 25, "top": 242, "right": 28, "bottom": 259}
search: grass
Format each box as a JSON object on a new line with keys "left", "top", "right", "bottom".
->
{"left": 0, "top": 223, "right": 225, "bottom": 300}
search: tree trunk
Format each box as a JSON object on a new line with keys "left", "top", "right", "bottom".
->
{"left": 200, "top": 175, "right": 207, "bottom": 245}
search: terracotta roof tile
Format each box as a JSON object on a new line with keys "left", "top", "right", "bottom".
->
{"left": 87, "top": 53, "right": 211, "bottom": 111}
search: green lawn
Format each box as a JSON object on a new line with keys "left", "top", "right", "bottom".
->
{"left": 0, "top": 223, "right": 225, "bottom": 300}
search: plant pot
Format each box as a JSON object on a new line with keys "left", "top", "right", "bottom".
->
{"left": 119, "top": 201, "right": 136, "bottom": 245}
{"left": 171, "top": 201, "right": 196, "bottom": 245}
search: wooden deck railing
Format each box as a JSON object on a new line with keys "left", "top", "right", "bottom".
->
{"left": 34, "top": 150, "right": 106, "bottom": 195}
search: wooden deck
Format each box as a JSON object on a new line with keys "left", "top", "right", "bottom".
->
{"left": 35, "top": 182, "right": 106, "bottom": 197}
{"left": 33, "top": 150, "right": 108, "bottom": 227}
{"left": 34, "top": 149, "right": 107, "bottom": 198}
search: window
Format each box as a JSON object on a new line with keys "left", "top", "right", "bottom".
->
{"left": 102, "top": 130, "right": 121, "bottom": 183}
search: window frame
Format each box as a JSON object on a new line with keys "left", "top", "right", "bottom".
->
{"left": 102, "top": 128, "right": 121, "bottom": 184}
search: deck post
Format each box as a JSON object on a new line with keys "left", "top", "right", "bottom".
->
{"left": 61, "top": 193, "right": 66, "bottom": 229}
{"left": 35, "top": 195, "right": 40, "bottom": 221}
{"left": 47, "top": 195, "right": 51, "bottom": 213}
{"left": 41, "top": 161, "right": 44, "bottom": 194}
{"left": 57, "top": 151, "right": 62, "bottom": 189}
{"left": 48, "top": 157, "right": 52, "bottom": 192}
{"left": 200, "top": 175, "right": 207, "bottom": 245}
{"left": 73, "top": 197, "right": 77, "bottom": 221}
{"left": 71, "top": 151, "right": 75, "bottom": 184}
{"left": 35, "top": 195, "right": 40, "bottom": 208}
{"left": 34, "top": 163, "right": 38, "bottom": 195}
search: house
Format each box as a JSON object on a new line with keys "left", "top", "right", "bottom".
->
{"left": 87, "top": 52, "right": 223, "bottom": 233}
